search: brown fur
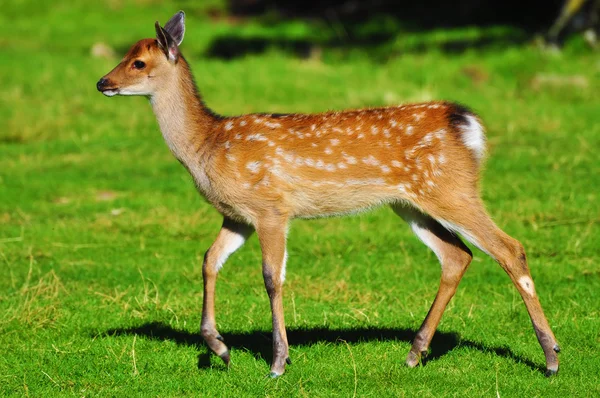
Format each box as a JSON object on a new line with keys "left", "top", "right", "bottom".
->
{"left": 98, "top": 15, "right": 559, "bottom": 377}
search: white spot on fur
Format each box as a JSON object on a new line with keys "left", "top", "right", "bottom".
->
{"left": 246, "top": 161, "right": 261, "bottom": 173}
{"left": 391, "top": 160, "right": 403, "bottom": 168}
{"left": 264, "top": 121, "right": 281, "bottom": 128}
{"left": 371, "top": 126, "right": 379, "bottom": 135}
{"left": 330, "top": 138, "right": 340, "bottom": 146}
{"left": 383, "top": 129, "right": 391, "bottom": 138}
{"left": 362, "top": 155, "right": 380, "bottom": 166}
{"left": 413, "top": 112, "right": 425, "bottom": 121}
{"left": 345, "top": 178, "right": 386, "bottom": 186}
{"left": 405, "top": 125, "right": 414, "bottom": 135}
{"left": 357, "top": 133, "right": 365, "bottom": 139}
{"left": 283, "top": 152, "right": 295, "bottom": 163}
{"left": 240, "top": 120, "right": 247, "bottom": 126}
{"left": 518, "top": 276, "right": 536, "bottom": 297}
{"left": 235, "top": 134, "right": 242, "bottom": 140}
{"left": 381, "top": 165, "right": 391, "bottom": 173}
{"left": 246, "top": 133, "right": 268, "bottom": 142}
{"left": 225, "top": 121, "right": 234, "bottom": 131}
{"left": 224, "top": 141, "right": 231, "bottom": 149}
{"left": 324, "top": 147, "right": 333, "bottom": 155}
{"left": 344, "top": 154, "right": 357, "bottom": 164}
{"left": 225, "top": 154, "right": 236, "bottom": 161}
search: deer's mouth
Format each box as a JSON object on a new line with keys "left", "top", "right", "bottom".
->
{"left": 100, "top": 89, "right": 119, "bottom": 97}
{"left": 97, "top": 77, "right": 120, "bottom": 96}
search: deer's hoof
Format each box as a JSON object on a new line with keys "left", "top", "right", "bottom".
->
{"left": 219, "top": 350, "right": 230, "bottom": 366}
{"left": 545, "top": 367, "right": 559, "bottom": 377}
{"left": 406, "top": 348, "right": 428, "bottom": 368}
{"left": 268, "top": 371, "right": 283, "bottom": 378}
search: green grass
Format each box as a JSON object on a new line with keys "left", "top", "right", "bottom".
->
{"left": 1, "top": 1, "right": 599, "bottom": 396}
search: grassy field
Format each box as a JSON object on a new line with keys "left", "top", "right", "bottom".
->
{"left": 1, "top": 1, "right": 599, "bottom": 396}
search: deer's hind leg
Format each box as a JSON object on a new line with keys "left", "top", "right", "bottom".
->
{"left": 392, "top": 204, "right": 473, "bottom": 367}
{"left": 416, "top": 197, "right": 560, "bottom": 375}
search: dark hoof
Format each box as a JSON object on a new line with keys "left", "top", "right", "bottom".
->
{"left": 286, "top": 357, "right": 292, "bottom": 365}
{"left": 553, "top": 344, "right": 561, "bottom": 353}
{"left": 268, "top": 371, "right": 282, "bottom": 378}
{"left": 406, "top": 349, "right": 428, "bottom": 368}
{"left": 216, "top": 334, "right": 225, "bottom": 342}
{"left": 545, "top": 368, "right": 558, "bottom": 377}
{"left": 219, "top": 350, "right": 230, "bottom": 366}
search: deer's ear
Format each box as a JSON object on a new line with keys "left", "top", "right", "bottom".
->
{"left": 164, "top": 11, "right": 185, "bottom": 46}
{"left": 155, "top": 21, "right": 179, "bottom": 62}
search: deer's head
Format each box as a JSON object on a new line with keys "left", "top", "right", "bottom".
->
{"left": 96, "top": 11, "right": 186, "bottom": 97}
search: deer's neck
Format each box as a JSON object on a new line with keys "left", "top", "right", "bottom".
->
{"left": 150, "top": 59, "right": 218, "bottom": 191}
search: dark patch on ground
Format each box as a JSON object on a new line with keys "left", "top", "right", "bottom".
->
{"left": 100, "top": 321, "right": 546, "bottom": 374}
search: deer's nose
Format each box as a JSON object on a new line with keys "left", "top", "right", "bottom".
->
{"left": 96, "top": 77, "right": 109, "bottom": 91}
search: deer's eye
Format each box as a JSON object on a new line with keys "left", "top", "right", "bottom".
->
{"left": 133, "top": 60, "right": 146, "bottom": 69}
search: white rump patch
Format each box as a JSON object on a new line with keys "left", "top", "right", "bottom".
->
{"left": 458, "top": 115, "right": 486, "bottom": 164}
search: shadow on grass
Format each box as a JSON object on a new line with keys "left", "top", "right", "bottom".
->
{"left": 203, "top": 30, "right": 528, "bottom": 61}
{"left": 101, "top": 322, "right": 545, "bottom": 374}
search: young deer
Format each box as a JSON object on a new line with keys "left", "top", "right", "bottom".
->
{"left": 97, "top": 11, "right": 560, "bottom": 377}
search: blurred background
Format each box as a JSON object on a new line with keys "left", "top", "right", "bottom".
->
{"left": 214, "top": 0, "right": 600, "bottom": 58}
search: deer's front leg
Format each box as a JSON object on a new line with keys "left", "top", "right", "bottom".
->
{"left": 201, "top": 217, "right": 253, "bottom": 365}
{"left": 256, "top": 217, "right": 290, "bottom": 377}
